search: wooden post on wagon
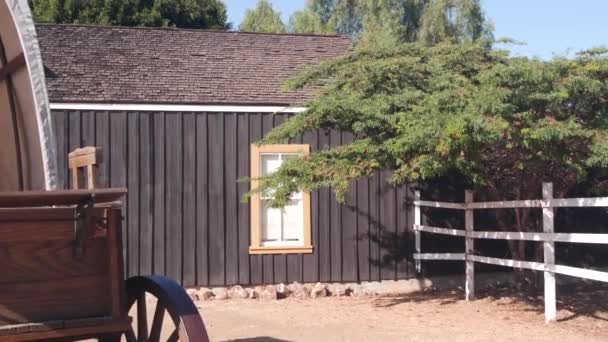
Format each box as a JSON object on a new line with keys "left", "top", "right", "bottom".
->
{"left": 465, "top": 190, "right": 475, "bottom": 301}
{"left": 68, "top": 147, "right": 102, "bottom": 189}
{"left": 542, "top": 182, "right": 556, "bottom": 322}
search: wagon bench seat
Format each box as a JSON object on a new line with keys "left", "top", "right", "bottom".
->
{"left": 0, "top": 188, "right": 126, "bottom": 207}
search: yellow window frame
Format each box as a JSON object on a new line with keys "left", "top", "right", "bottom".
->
{"left": 249, "top": 144, "right": 312, "bottom": 255}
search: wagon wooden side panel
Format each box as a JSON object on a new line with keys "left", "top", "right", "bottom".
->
{"left": 0, "top": 191, "right": 129, "bottom": 341}
{"left": 0, "top": 208, "right": 110, "bottom": 324}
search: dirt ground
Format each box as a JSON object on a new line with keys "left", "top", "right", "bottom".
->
{"left": 114, "top": 284, "right": 608, "bottom": 342}
{"left": 195, "top": 286, "right": 608, "bottom": 342}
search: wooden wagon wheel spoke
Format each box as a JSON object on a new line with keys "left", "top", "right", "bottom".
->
{"left": 167, "top": 329, "right": 179, "bottom": 342}
{"left": 126, "top": 328, "right": 137, "bottom": 342}
{"left": 137, "top": 291, "right": 149, "bottom": 341}
{"left": 123, "top": 275, "right": 209, "bottom": 342}
{"left": 149, "top": 302, "right": 166, "bottom": 342}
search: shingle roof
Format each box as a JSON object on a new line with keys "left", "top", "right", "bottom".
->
{"left": 36, "top": 24, "right": 351, "bottom": 106}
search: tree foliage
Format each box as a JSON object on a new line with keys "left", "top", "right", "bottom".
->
{"left": 417, "top": 0, "right": 492, "bottom": 46}
{"left": 28, "top": 0, "right": 229, "bottom": 29}
{"left": 289, "top": 7, "right": 334, "bottom": 35}
{"left": 239, "top": 0, "right": 286, "bottom": 33}
{"left": 288, "top": 0, "right": 492, "bottom": 47}
{"left": 251, "top": 44, "right": 608, "bottom": 288}
{"left": 252, "top": 44, "right": 608, "bottom": 210}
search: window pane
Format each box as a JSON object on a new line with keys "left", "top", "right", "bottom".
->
{"left": 255, "top": 149, "right": 308, "bottom": 248}
{"left": 281, "top": 155, "right": 302, "bottom": 200}
{"left": 261, "top": 154, "right": 281, "bottom": 176}
{"left": 283, "top": 199, "right": 303, "bottom": 241}
{"left": 261, "top": 202, "right": 282, "bottom": 241}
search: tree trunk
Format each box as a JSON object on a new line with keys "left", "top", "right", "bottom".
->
{"left": 497, "top": 204, "right": 541, "bottom": 294}
{"left": 506, "top": 240, "right": 538, "bottom": 294}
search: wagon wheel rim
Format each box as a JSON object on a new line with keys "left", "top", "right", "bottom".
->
{"left": 125, "top": 275, "right": 209, "bottom": 342}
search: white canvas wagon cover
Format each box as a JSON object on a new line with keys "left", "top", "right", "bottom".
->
{"left": 0, "top": 0, "right": 56, "bottom": 190}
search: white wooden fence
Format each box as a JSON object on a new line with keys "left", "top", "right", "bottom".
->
{"left": 413, "top": 182, "right": 608, "bottom": 322}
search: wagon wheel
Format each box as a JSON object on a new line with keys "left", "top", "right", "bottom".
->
{"left": 123, "top": 275, "right": 209, "bottom": 342}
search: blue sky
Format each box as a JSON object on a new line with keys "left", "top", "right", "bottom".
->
{"left": 225, "top": 0, "right": 608, "bottom": 59}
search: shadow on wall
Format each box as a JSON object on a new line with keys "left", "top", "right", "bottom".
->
{"left": 341, "top": 170, "right": 608, "bottom": 280}
{"left": 346, "top": 172, "right": 471, "bottom": 277}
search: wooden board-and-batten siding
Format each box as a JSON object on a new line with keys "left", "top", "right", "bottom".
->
{"left": 51, "top": 110, "right": 416, "bottom": 287}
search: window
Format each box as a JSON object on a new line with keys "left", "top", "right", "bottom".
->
{"left": 250, "top": 144, "right": 312, "bottom": 254}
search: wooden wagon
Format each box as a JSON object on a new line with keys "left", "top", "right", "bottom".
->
{"left": 0, "top": 186, "right": 209, "bottom": 341}
{"left": 0, "top": 1, "right": 209, "bottom": 340}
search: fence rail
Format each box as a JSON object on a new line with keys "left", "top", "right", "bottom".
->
{"left": 413, "top": 182, "right": 608, "bottom": 323}
{"left": 414, "top": 253, "right": 466, "bottom": 261}
{"left": 414, "top": 197, "right": 608, "bottom": 209}
{"left": 414, "top": 224, "right": 608, "bottom": 244}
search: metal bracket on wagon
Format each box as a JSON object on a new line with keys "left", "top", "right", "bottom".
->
{"left": 73, "top": 195, "right": 95, "bottom": 258}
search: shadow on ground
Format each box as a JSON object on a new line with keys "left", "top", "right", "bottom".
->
{"left": 371, "top": 282, "right": 608, "bottom": 322}
{"left": 223, "top": 337, "right": 292, "bottom": 342}
{"left": 372, "top": 289, "right": 464, "bottom": 308}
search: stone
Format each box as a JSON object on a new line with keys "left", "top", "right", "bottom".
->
{"left": 253, "top": 286, "right": 265, "bottom": 299}
{"left": 247, "top": 288, "right": 258, "bottom": 299}
{"left": 329, "top": 284, "right": 348, "bottom": 297}
{"left": 310, "top": 282, "right": 328, "bottom": 298}
{"left": 229, "top": 285, "right": 249, "bottom": 299}
{"left": 186, "top": 288, "right": 199, "bottom": 301}
{"left": 276, "top": 283, "right": 292, "bottom": 299}
{"left": 288, "top": 282, "right": 309, "bottom": 299}
{"left": 261, "top": 285, "right": 278, "bottom": 300}
{"left": 350, "top": 284, "right": 373, "bottom": 298}
{"left": 346, "top": 284, "right": 359, "bottom": 293}
{"left": 198, "top": 288, "right": 215, "bottom": 300}
{"left": 253, "top": 286, "right": 264, "bottom": 298}
{"left": 212, "top": 287, "right": 229, "bottom": 300}
{"left": 303, "top": 283, "right": 315, "bottom": 293}
{"left": 361, "top": 281, "right": 384, "bottom": 294}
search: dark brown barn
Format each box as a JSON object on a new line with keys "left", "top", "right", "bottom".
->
{"left": 37, "top": 24, "right": 417, "bottom": 287}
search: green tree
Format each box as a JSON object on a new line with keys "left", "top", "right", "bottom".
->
{"left": 28, "top": 0, "right": 229, "bottom": 29}
{"left": 289, "top": 0, "right": 361, "bottom": 38}
{"left": 250, "top": 43, "right": 608, "bottom": 285}
{"left": 239, "top": 0, "right": 286, "bottom": 33}
{"left": 289, "top": 8, "right": 333, "bottom": 34}
{"left": 417, "top": 0, "right": 493, "bottom": 46}
{"left": 30, "top": 0, "right": 60, "bottom": 22}
{"left": 288, "top": 0, "right": 492, "bottom": 48}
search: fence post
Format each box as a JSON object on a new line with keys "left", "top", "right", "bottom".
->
{"left": 465, "top": 190, "right": 474, "bottom": 301}
{"left": 543, "top": 182, "right": 556, "bottom": 322}
{"left": 415, "top": 190, "right": 421, "bottom": 273}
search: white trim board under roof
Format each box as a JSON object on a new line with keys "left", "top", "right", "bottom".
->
{"left": 49, "top": 103, "right": 307, "bottom": 113}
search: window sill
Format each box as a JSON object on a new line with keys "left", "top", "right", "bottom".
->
{"left": 249, "top": 245, "right": 313, "bottom": 255}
